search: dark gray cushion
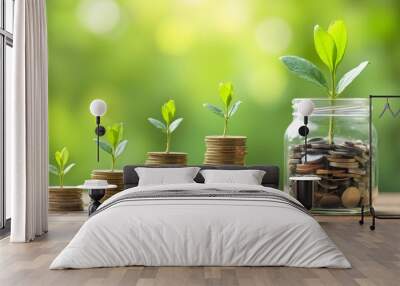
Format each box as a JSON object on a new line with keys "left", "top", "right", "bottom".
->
{"left": 123, "top": 165, "right": 279, "bottom": 190}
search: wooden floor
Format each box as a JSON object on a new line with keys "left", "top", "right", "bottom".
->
{"left": 1, "top": 196, "right": 400, "bottom": 286}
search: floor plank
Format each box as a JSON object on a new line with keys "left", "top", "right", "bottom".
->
{"left": 1, "top": 196, "right": 400, "bottom": 286}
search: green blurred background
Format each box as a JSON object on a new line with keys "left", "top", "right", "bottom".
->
{"left": 47, "top": 0, "right": 400, "bottom": 192}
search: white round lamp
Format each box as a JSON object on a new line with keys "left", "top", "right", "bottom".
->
{"left": 297, "top": 99, "right": 315, "bottom": 117}
{"left": 90, "top": 99, "right": 107, "bottom": 117}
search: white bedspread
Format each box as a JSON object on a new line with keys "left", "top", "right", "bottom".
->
{"left": 50, "top": 183, "right": 351, "bottom": 269}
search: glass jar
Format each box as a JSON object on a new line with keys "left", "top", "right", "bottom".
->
{"left": 284, "top": 98, "right": 378, "bottom": 214}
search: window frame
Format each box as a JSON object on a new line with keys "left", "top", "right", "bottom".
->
{"left": 0, "top": 0, "right": 13, "bottom": 233}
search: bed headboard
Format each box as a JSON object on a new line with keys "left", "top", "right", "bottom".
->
{"left": 123, "top": 165, "right": 280, "bottom": 190}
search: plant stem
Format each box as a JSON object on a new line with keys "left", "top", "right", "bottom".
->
{"left": 223, "top": 104, "right": 229, "bottom": 137}
{"left": 165, "top": 126, "right": 171, "bottom": 153}
{"left": 328, "top": 69, "right": 337, "bottom": 145}
{"left": 111, "top": 154, "right": 116, "bottom": 172}
{"left": 60, "top": 173, "right": 64, "bottom": 189}
{"left": 223, "top": 116, "right": 228, "bottom": 137}
{"left": 328, "top": 99, "right": 335, "bottom": 144}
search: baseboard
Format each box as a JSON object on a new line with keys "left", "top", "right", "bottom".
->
{"left": 0, "top": 218, "right": 11, "bottom": 239}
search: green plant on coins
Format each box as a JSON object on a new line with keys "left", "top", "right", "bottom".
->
{"left": 203, "top": 82, "right": 242, "bottom": 136}
{"left": 280, "top": 20, "right": 369, "bottom": 144}
{"left": 148, "top": 100, "right": 183, "bottom": 153}
{"left": 49, "top": 147, "right": 76, "bottom": 188}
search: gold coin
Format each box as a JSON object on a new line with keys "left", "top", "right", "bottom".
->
{"left": 316, "top": 169, "right": 346, "bottom": 175}
{"left": 329, "top": 162, "right": 359, "bottom": 169}
{"left": 327, "top": 157, "right": 356, "bottom": 163}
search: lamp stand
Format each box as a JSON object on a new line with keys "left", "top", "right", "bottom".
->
{"left": 298, "top": 116, "right": 309, "bottom": 163}
{"left": 94, "top": 116, "right": 106, "bottom": 162}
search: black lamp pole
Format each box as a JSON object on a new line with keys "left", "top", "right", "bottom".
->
{"left": 95, "top": 116, "right": 106, "bottom": 162}
{"left": 298, "top": 116, "right": 310, "bottom": 163}
{"left": 96, "top": 116, "right": 100, "bottom": 162}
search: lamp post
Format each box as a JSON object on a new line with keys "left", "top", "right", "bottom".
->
{"left": 297, "top": 99, "right": 315, "bottom": 163}
{"left": 290, "top": 99, "right": 316, "bottom": 210}
{"left": 90, "top": 99, "right": 107, "bottom": 162}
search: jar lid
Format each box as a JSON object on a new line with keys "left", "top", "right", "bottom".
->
{"left": 292, "top": 98, "right": 369, "bottom": 117}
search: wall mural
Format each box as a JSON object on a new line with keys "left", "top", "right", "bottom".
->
{"left": 47, "top": 0, "right": 400, "bottom": 192}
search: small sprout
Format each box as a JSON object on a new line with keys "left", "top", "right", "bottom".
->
{"left": 93, "top": 123, "right": 128, "bottom": 171}
{"left": 203, "top": 82, "right": 242, "bottom": 136}
{"left": 148, "top": 100, "right": 183, "bottom": 153}
{"left": 49, "top": 147, "right": 76, "bottom": 188}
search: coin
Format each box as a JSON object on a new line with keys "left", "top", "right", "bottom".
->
{"left": 310, "top": 143, "right": 333, "bottom": 150}
{"left": 204, "top": 136, "right": 247, "bottom": 166}
{"left": 296, "top": 164, "right": 323, "bottom": 174}
{"left": 316, "top": 169, "right": 346, "bottom": 175}
{"left": 326, "top": 156, "right": 356, "bottom": 163}
{"left": 306, "top": 148, "right": 330, "bottom": 155}
{"left": 329, "top": 162, "right": 359, "bottom": 169}
{"left": 308, "top": 137, "right": 327, "bottom": 143}
{"left": 348, "top": 168, "right": 367, "bottom": 175}
{"left": 355, "top": 155, "right": 368, "bottom": 165}
{"left": 333, "top": 173, "right": 361, "bottom": 178}
{"left": 301, "top": 154, "right": 325, "bottom": 164}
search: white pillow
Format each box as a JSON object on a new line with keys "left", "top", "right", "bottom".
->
{"left": 135, "top": 167, "right": 200, "bottom": 186}
{"left": 200, "top": 169, "right": 266, "bottom": 185}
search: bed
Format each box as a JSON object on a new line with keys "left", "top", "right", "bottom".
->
{"left": 50, "top": 165, "right": 350, "bottom": 269}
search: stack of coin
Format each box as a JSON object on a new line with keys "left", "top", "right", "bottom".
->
{"left": 49, "top": 187, "right": 83, "bottom": 211}
{"left": 91, "top": 170, "right": 123, "bottom": 202}
{"left": 145, "top": 152, "right": 187, "bottom": 166}
{"left": 287, "top": 137, "right": 370, "bottom": 210}
{"left": 296, "top": 163, "right": 324, "bottom": 174}
{"left": 204, "top": 136, "right": 247, "bottom": 165}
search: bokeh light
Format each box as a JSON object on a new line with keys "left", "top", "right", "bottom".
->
{"left": 156, "top": 20, "right": 194, "bottom": 55}
{"left": 77, "top": 0, "right": 121, "bottom": 34}
{"left": 255, "top": 18, "right": 292, "bottom": 54}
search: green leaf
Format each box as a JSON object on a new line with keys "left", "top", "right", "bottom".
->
{"left": 60, "top": 147, "right": 69, "bottom": 166}
{"left": 106, "top": 124, "right": 121, "bottom": 149}
{"left": 148, "top": 117, "right": 167, "bottom": 130}
{"left": 115, "top": 140, "right": 128, "bottom": 158}
{"left": 280, "top": 56, "right": 328, "bottom": 89}
{"left": 228, "top": 101, "right": 242, "bottom": 117}
{"left": 115, "top": 122, "right": 124, "bottom": 143}
{"left": 328, "top": 20, "right": 347, "bottom": 67}
{"left": 94, "top": 139, "right": 113, "bottom": 154}
{"left": 161, "top": 104, "right": 169, "bottom": 124}
{"left": 219, "top": 82, "right": 233, "bottom": 109}
{"left": 314, "top": 25, "right": 337, "bottom": 71}
{"left": 336, "top": 61, "right": 369, "bottom": 95}
{"left": 49, "top": 164, "right": 59, "bottom": 175}
{"left": 63, "top": 163, "right": 75, "bottom": 175}
{"left": 55, "top": 151, "right": 62, "bottom": 168}
{"left": 166, "top": 99, "right": 176, "bottom": 118}
{"left": 161, "top": 100, "right": 176, "bottom": 124}
{"left": 169, "top": 118, "right": 183, "bottom": 133}
{"left": 203, "top": 103, "right": 225, "bottom": 117}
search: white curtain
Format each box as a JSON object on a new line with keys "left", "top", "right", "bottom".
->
{"left": 7, "top": 0, "right": 49, "bottom": 242}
